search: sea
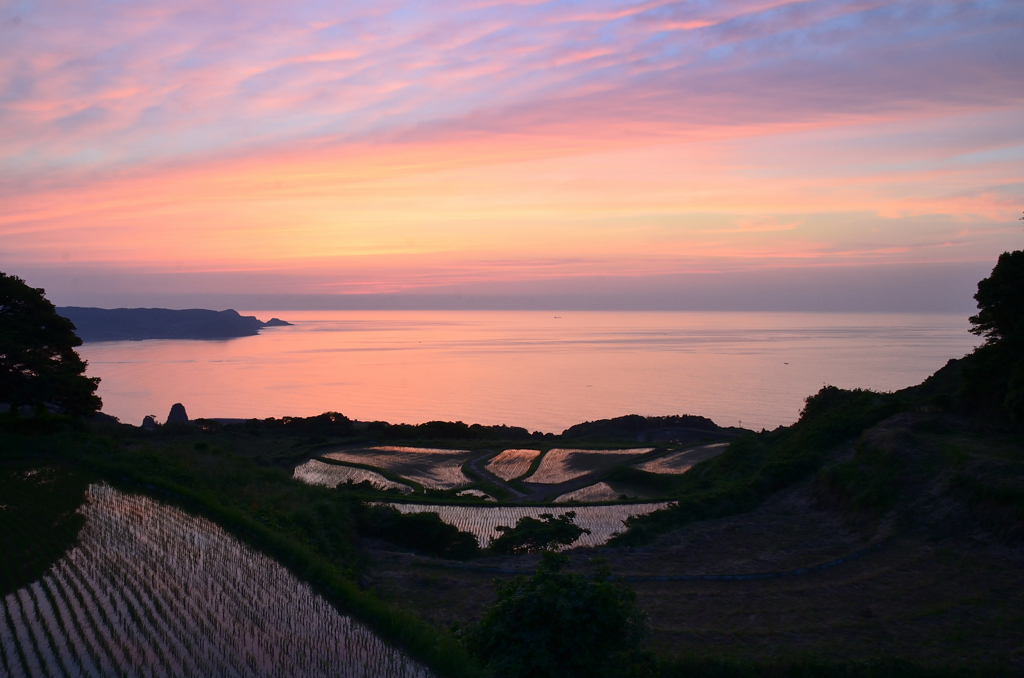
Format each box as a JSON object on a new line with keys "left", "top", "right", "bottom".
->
{"left": 77, "top": 311, "right": 981, "bottom": 434}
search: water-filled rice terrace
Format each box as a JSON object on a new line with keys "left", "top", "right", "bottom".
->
{"left": 483, "top": 449, "right": 540, "bottom": 481}
{"left": 524, "top": 448, "right": 654, "bottom": 484}
{"left": 554, "top": 482, "right": 623, "bottom": 503}
{"left": 631, "top": 442, "right": 729, "bottom": 474}
{"left": 293, "top": 459, "right": 414, "bottom": 494}
{"left": 0, "top": 484, "right": 429, "bottom": 678}
{"left": 321, "top": 447, "right": 474, "bottom": 490}
{"left": 384, "top": 503, "right": 672, "bottom": 549}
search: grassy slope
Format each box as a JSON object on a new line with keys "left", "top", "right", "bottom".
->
{"left": 609, "top": 387, "right": 906, "bottom": 545}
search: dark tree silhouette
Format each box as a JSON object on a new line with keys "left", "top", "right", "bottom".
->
{"left": 970, "top": 249, "right": 1024, "bottom": 347}
{"left": 464, "top": 551, "right": 648, "bottom": 678}
{"left": 964, "top": 241, "right": 1024, "bottom": 422}
{"left": 0, "top": 272, "right": 101, "bottom": 417}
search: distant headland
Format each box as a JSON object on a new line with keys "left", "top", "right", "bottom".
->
{"left": 56, "top": 307, "right": 292, "bottom": 342}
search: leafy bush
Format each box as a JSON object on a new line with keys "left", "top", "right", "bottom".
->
{"left": 463, "top": 552, "right": 648, "bottom": 678}
{"left": 354, "top": 503, "right": 480, "bottom": 559}
{"left": 0, "top": 461, "right": 90, "bottom": 596}
{"left": 489, "top": 511, "right": 590, "bottom": 554}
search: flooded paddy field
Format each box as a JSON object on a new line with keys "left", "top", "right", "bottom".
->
{"left": 293, "top": 459, "right": 414, "bottom": 494}
{"left": 321, "top": 447, "right": 474, "bottom": 490}
{"left": 632, "top": 443, "right": 729, "bottom": 474}
{"left": 482, "top": 449, "right": 540, "bottom": 481}
{"left": 524, "top": 448, "right": 654, "bottom": 484}
{"left": 0, "top": 484, "right": 429, "bottom": 678}
{"left": 383, "top": 502, "right": 672, "bottom": 549}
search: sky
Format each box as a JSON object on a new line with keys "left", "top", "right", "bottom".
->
{"left": 2, "top": 0, "right": 1022, "bottom": 311}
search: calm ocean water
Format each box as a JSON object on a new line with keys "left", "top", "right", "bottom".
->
{"left": 78, "top": 311, "right": 980, "bottom": 433}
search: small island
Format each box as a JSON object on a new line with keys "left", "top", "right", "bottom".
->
{"left": 56, "top": 307, "right": 292, "bottom": 342}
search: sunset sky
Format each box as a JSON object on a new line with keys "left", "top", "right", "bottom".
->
{"left": 2, "top": 0, "right": 1022, "bottom": 310}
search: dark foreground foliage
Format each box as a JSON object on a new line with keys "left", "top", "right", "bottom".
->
{"left": 0, "top": 453, "right": 90, "bottom": 597}
{"left": 488, "top": 511, "right": 590, "bottom": 554}
{"left": 636, "top": 654, "right": 1017, "bottom": 678}
{"left": 962, "top": 248, "right": 1024, "bottom": 422}
{"left": 355, "top": 503, "right": 480, "bottom": 559}
{"left": 0, "top": 271, "right": 101, "bottom": 416}
{"left": 462, "top": 552, "right": 648, "bottom": 678}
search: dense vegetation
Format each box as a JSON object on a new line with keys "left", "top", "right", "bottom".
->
{"left": 0, "top": 455, "right": 90, "bottom": 597}
{"left": 0, "top": 272, "right": 101, "bottom": 416}
{"left": 356, "top": 503, "right": 481, "bottom": 559}
{"left": 462, "top": 552, "right": 648, "bottom": 678}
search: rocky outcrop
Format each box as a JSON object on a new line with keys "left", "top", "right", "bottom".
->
{"left": 167, "top": 403, "right": 189, "bottom": 425}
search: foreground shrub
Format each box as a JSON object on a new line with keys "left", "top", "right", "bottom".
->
{"left": 355, "top": 503, "right": 480, "bottom": 559}
{"left": 463, "top": 552, "right": 647, "bottom": 678}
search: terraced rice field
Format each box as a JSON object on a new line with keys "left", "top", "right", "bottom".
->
{"left": 384, "top": 502, "right": 672, "bottom": 549}
{"left": 321, "top": 447, "right": 473, "bottom": 490}
{"left": 554, "top": 482, "right": 622, "bottom": 503}
{"left": 632, "top": 442, "right": 729, "bottom": 474}
{"left": 0, "top": 484, "right": 430, "bottom": 678}
{"left": 293, "top": 460, "right": 414, "bottom": 494}
{"left": 525, "top": 448, "right": 654, "bottom": 484}
{"left": 484, "top": 449, "right": 541, "bottom": 481}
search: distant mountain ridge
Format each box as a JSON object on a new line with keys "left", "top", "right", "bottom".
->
{"left": 57, "top": 307, "right": 291, "bottom": 342}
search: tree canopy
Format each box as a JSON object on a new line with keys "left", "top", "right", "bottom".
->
{"left": 463, "top": 551, "right": 648, "bottom": 678}
{"left": 963, "top": 246, "right": 1024, "bottom": 422}
{"left": 969, "top": 249, "right": 1024, "bottom": 347}
{"left": 0, "top": 272, "right": 101, "bottom": 417}
{"left": 489, "top": 511, "right": 591, "bottom": 554}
